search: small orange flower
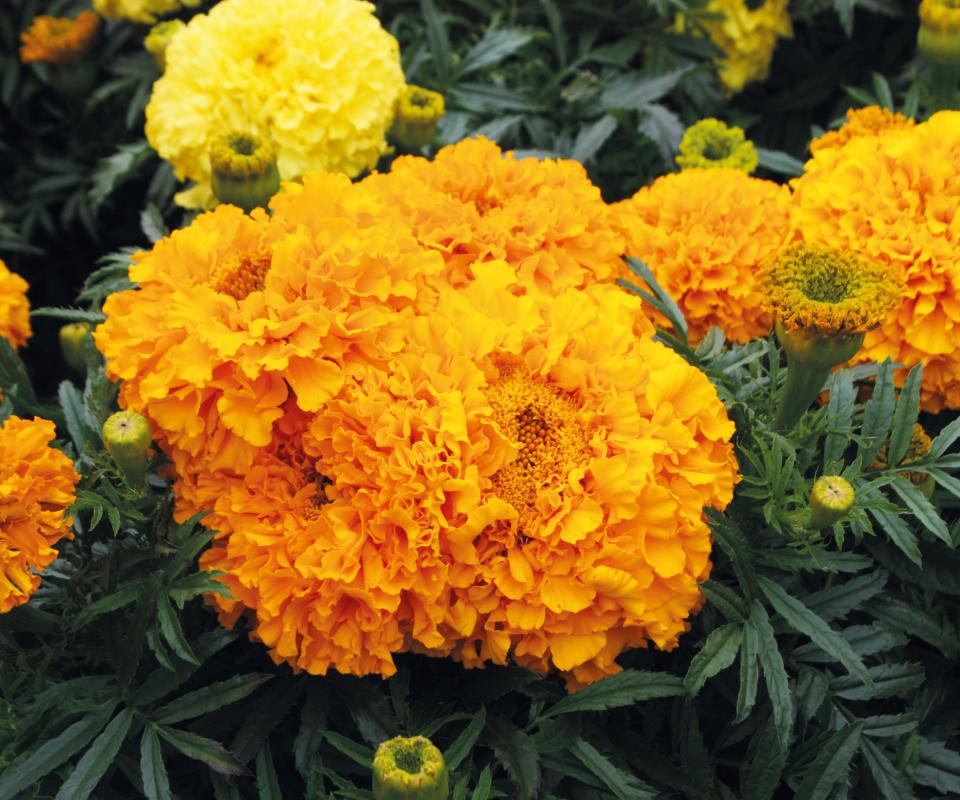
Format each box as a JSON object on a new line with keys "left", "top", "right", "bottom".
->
{"left": 20, "top": 12, "right": 99, "bottom": 65}
{"left": 0, "top": 260, "right": 31, "bottom": 350}
{"left": 0, "top": 417, "right": 79, "bottom": 614}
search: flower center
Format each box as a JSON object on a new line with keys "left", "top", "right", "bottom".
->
{"left": 802, "top": 269, "right": 853, "bottom": 304}
{"left": 210, "top": 252, "right": 271, "bottom": 301}
{"left": 703, "top": 133, "right": 735, "bottom": 161}
{"left": 391, "top": 740, "right": 426, "bottom": 775}
{"left": 486, "top": 369, "right": 590, "bottom": 514}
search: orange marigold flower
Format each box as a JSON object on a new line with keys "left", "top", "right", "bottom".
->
{"left": 20, "top": 11, "right": 99, "bottom": 65}
{"left": 193, "top": 281, "right": 738, "bottom": 687}
{"left": 355, "top": 137, "right": 626, "bottom": 297}
{"left": 809, "top": 106, "right": 915, "bottom": 155}
{"left": 612, "top": 168, "right": 791, "bottom": 344}
{"left": 0, "top": 260, "right": 31, "bottom": 350}
{"left": 791, "top": 110, "right": 960, "bottom": 411}
{"left": 0, "top": 416, "right": 78, "bottom": 614}
{"left": 95, "top": 191, "right": 444, "bottom": 477}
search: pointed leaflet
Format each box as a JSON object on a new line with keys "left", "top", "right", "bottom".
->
{"left": 568, "top": 738, "right": 657, "bottom": 800}
{"left": 793, "top": 723, "right": 863, "bottom": 800}
{"left": 54, "top": 708, "right": 134, "bottom": 800}
{"left": 887, "top": 365, "right": 923, "bottom": 466}
{"left": 541, "top": 669, "right": 684, "bottom": 718}
{"left": 684, "top": 623, "right": 743, "bottom": 696}
{"left": 487, "top": 716, "right": 539, "bottom": 800}
{"left": 444, "top": 707, "right": 487, "bottom": 772}
{"left": 748, "top": 602, "right": 793, "bottom": 749}
{"left": 140, "top": 727, "right": 172, "bottom": 800}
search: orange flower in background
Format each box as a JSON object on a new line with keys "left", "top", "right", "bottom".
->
{"left": 809, "top": 105, "right": 915, "bottom": 155}
{"left": 0, "top": 417, "right": 79, "bottom": 614}
{"left": 20, "top": 11, "right": 99, "bottom": 65}
{"left": 612, "top": 168, "right": 792, "bottom": 344}
{"left": 0, "top": 260, "right": 31, "bottom": 350}
{"left": 95, "top": 191, "right": 443, "bottom": 477}
{"left": 357, "top": 137, "right": 626, "bottom": 298}
{"left": 791, "top": 110, "right": 960, "bottom": 411}
{"left": 193, "top": 280, "right": 738, "bottom": 687}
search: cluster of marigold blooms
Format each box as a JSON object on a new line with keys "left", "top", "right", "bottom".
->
{"left": 0, "top": 261, "right": 78, "bottom": 616}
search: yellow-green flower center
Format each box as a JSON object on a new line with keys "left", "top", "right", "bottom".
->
{"left": 676, "top": 118, "right": 758, "bottom": 174}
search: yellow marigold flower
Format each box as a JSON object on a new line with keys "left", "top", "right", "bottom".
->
{"left": 791, "top": 110, "right": 960, "bottom": 411}
{"left": 392, "top": 85, "right": 445, "bottom": 150}
{"left": 0, "top": 260, "right": 31, "bottom": 350}
{"left": 19, "top": 11, "right": 99, "bottom": 65}
{"left": 194, "top": 282, "right": 738, "bottom": 688}
{"left": 678, "top": 0, "right": 792, "bottom": 94}
{"left": 0, "top": 416, "right": 78, "bottom": 614}
{"left": 810, "top": 106, "right": 915, "bottom": 155}
{"left": 676, "top": 118, "right": 758, "bottom": 174}
{"left": 144, "top": 20, "right": 185, "bottom": 69}
{"left": 761, "top": 244, "right": 902, "bottom": 336}
{"left": 353, "top": 137, "right": 628, "bottom": 297}
{"left": 145, "top": 0, "right": 405, "bottom": 209}
{"left": 872, "top": 422, "right": 934, "bottom": 490}
{"left": 95, "top": 185, "right": 444, "bottom": 478}
{"left": 92, "top": 0, "right": 200, "bottom": 25}
{"left": 919, "top": 0, "right": 960, "bottom": 66}
{"left": 611, "top": 168, "right": 791, "bottom": 344}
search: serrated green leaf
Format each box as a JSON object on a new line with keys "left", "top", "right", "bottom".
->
{"left": 73, "top": 583, "right": 140, "bottom": 627}
{"left": 487, "top": 716, "right": 539, "bottom": 800}
{"left": 824, "top": 370, "right": 857, "bottom": 465}
{"left": 58, "top": 380, "right": 97, "bottom": 454}
{"left": 54, "top": 708, "right": 134, "bottom": 800}
{"left": 736, "top": 618, "right": 759, "bottom": 723}
{"left": 756, "top": 148, "right": 804, "bottom": 176}
{"left": 742, "top": 715, "right": 788, "bottom": 800}
{"left": 471, "top": 765, "right": 493, "bottom": 800}
{"left": 859, "top": 360, "right": 896, "bottom": 465}
{"left": 0, "top": 704, "right": 116, "bottom": 798}
{"left": 701, "top": 580, "right": 748, "bottom": 623}
{"left": 444, "top": 706, "right": 486, "bottom": 772}
{"left": 862, "top": 714, "right": 918, "bottom": 738}
{"left": 131, "top": 628, "right": 236, "bottom": 706}
{"left": 459, "top": 27, "right": 535, "bottom": 75}
{"left": 89, "top": 140, "right": 152, "bottom": 210}
{"left": 831, "top": 662, "right": 925, "bottom": 700}
{"left": 804, "top": 570, "right": 886, "bottom": 622}
{"left": 888, "top": 365, "right": 923, "bottom": 465}
{"left": 600, "top": 67, "right": 691, "bottom": 109}
{"left": 323, "top": 731, "right": 374, "bottom": 768}
{"left": 869, "top": 599, "right": 960, "bottom": 658}
{"left": 684, "top": 623, "right": 742, "bottom": 696}
{"left": 929, "top": 416, "right": 960, "bottom": 458}
{"left": 255, "top": 742, "right": 282, "bottom": 800}
{"left": 749, "top": 602, "right": 793, "bottom": 748}
{"left": 794, "top": 723, "right": 862, "bottom": 800}
{"left": 758, "top": 577, "right": 870, "bottom": 685}
{"left": 153, "top": 673, "right": 272, "bottom": 725}
{"left": 156, "top": 591, "right": 199, "bottom": 665}
{"left": 915, "top": 739, "right": 960, "bottom": 794}
{"left": 541, "top": 669, "right": 684, "bottom": 719}
{"left": 568, "top": 738, "right": 656, "bottom": 800}
{"left": 570, "top": 114, "right": 618, "bottom": 163}
{"left": 869, "top": 508, "right": 921, "bottom": 566}
{"left": 637, "top": 103, "right": 685, "bottom": 164}
{"left": 168, "top": 571, "right": 232, "bottom": 608}
{"left": 890, "top": 479, "right": 950, "bottom": 543}
{"left": 157, "top": 726, "right": 247, "bottom": 776}
{"left": 862, "top": 738, "right": 915, "bottom": 799}
{"left": 140, "top": 726, "right": 172, "bottom": 800}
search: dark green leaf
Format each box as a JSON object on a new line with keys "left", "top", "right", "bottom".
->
{"left": 459, "top": 28, "right": 534, "bottom": 75}
{"left": 140, "top": 726, "right": 172, "bottom": 800}
{"left": 323, "top": 731, "right": 374, "bottom": 768}
{"left": 929, "top": 416, "right": 960, "bottom": 458}
{"left": 915, "top": 739, "right": 960, "bottom": 794}
{"left": 471, "top": 765, "right": 493, "bottom": 800}
{"left": 568, "top": 738, "right": 656, "bottom": 800}
{"left": 859, "top": 359, "right": 896, "bottom": 465}
{"left": 890, "top": 479, "right": 950, "bottom": 543}
{"left": 869, "top": 599, "right": 960, "bottom": 658}
{"left": 153, "top": 674, "right": 272, "bottom": 725}
{"left": 487, "top": 716, "right": 539, "bottom": 800}
{"left": 862, "top": 738, "right": 915, "bottom": 799}
{"left": 156, "top": 591, "right": 199, "bottom": 665}
{"left": 824, "top": 369, "right": 857, "bottom": 465}
{"left": 637, "top": 103, "right": 685, "bottom": 164}
{"left": 804, "top": 570, "right": 886, "bottom": 622}
{"left": 570, "top": 115, "right": 618, "bottom": 163}
{"left": 542, "top": 669, "right": 684, "bottom": 718}
{"left": 684, "top": 623, "right": 742, "bottom": 696}
{"left": 869, "top": 508, "right": 921, "bottom": 566}
{"left": 888, "top": 365, "right": 923, "bottom": 465}
{"left": 862, "top": 714, "right": 918, "bottom": 738}
{"left": 54, "top": 708, "right": 134, "bottom": 800}
{"left": 756, "top": 148, "right": 804, "bottom": 176}
{"left": 831, "top": 662, "right": 925, "bottom": 700}
{"left": 255, "top": 742, "right": 282, "bottom": 800}
{"left": 701, "top": 580, "right": 748, "bottom": 623}
{"left": 749, "top": 602, "right": 793, "bottom": 748}
{"left": 600, "top": 67, "right": 691, "bottom": 109}
{"left": 736, "top": 618, "right": 759, "bottom": 723}
{"left": 794, "top": 723, "right": 862, "bottom": 800}
{"left": 758, "top": 576, "right": 870, "bottom": 685}
{"left": 157, "top": 726, "right": 247, "bottom": 776}
{"left": 444, "top": 707, "right": 486, "bottom": 771}
{"left": 742, "top": 715, "right": 788, "bottom": 800}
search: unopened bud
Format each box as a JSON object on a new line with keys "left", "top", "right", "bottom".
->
{"left": 809, "top": 475, "right": 856, "bottom": 529}
{"left": 373, "top": 735, "right": 449, "bottom": 800}
{"left": 59, "top": 322, "right": 91, "bottom": 374}
{"left": 102, "top": 411, "right": 152, "bottom": 485}
{"left": 392, "top": 85, "right": 445, "bottom": 150}
{"left": 210, "top": 132, "right": 280, "bottom": 214}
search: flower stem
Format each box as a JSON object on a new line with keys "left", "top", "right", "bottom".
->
{"left": 775, "top": 356, "right": 831, "bottom": 431}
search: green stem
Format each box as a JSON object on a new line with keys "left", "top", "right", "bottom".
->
{"left": 774, "top": 356, "right": 831, "bottom": 431}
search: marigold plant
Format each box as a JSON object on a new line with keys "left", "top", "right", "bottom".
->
{"left": 193, "top": 282, "right": 738, "bottom": 688}
{"left": 145, "top": 0, "right": 405, "bottom": 208}
{"left": 791, "top": 110, "right": 960, "bottom": 411}
{"left": 19, "top": 11, "right": 99, "bottom": 65}
{"left": 0, "top": 260, "right": 31, "bottom": 350}
{"left": 0, "top": 416, "right": 78, "bottom": 614}
{"left": 809, "top": 105, "right": 915, "bottom": 155}
{"left": 612, "top": 169, "right": 791, "bottom": 344}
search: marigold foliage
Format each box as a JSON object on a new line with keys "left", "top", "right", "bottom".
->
{"left": 872, "top": 422, "right": 933, "bottom": 485}
{"left": 19, "top": 11, "right": 99, "bottom": 65}
{"left": 761, "top": 244, "right": 902, "bottom": 335}
{"left": 791, "top": 110, "right": 960, "bottom": 411}
{"left": 93, "top": 0, "right": 200, "bottom": 25}
{"left": 0, "top": 260, "right": 31, "bottom": 350}
{"left": 676, "top": 118, "right": 757, "bottom": 174}
{"left": 809, "top": 105, "right": 916, "bottom": 155}
{"left": 0, "top": 416, "right": 78, "bottom": 614}
{"left": 145, "top": 0, "right": 405, "bottom": 208}
{"left": 612, "top": 168, "right": 791, "bottom": 344}
{"left": 679, "top": 0, "right": 792, "bottom": 94}
{"left": 191, "top": 283, "right": 737, "bottom": 688}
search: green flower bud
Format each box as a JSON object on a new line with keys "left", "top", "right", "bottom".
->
{"left": 809, "top": 475, "right": 856, "bottom": 529}
{"left": 373, "top": 736, "right": 449, "bottom": 800}
{"left": 144, "top": 20, "right": 185, "bottom": 70}
{"left": 210, "top": 132, "right": 280, "bottom": 214}
{"left": 391, "top": 85, "right": 445, "bottom": 150}
{"left": 59, "top": 322, "right": 91, "bottom": 374}
{"left": 102, "top": 411, "right": 152, "bottom": 485}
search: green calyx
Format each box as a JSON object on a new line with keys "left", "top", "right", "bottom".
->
{"left": 59, "top": 322, "right": 91, "bottom": 374}
{"left": 210, "top": 132, "right": 280, "bottom": 214}
{"left": 372, "top": 736, "right": 449, "bottom": 800}
{"left": 102, "top": 411, "right": 152, "bottom": 486}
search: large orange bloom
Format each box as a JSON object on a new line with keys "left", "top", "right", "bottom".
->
{"left": 0, "top": 417, "right": 78, "bottom": 614}
{"left": 612, "top": 169, "right": 792, "bottom": 344}
{"left": 96, "top": 188, "right": 443, "bottom": 476}
{"left": 809, "top": 105, "right": 915, "bottom": 155}
{"left": 20, "top": 11, "right": 99, "bottom": 65}
{"left": 0, "top": 259, "right": 31, "bottom": 350}
{"left": 357, "top": 136, "right": 625, "bottom": 298}
{"left": 791, "top": 110, "right": 960, "bottom": 411}
{"left": 195, "top": 280, "right": 738, "bottom": 687}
